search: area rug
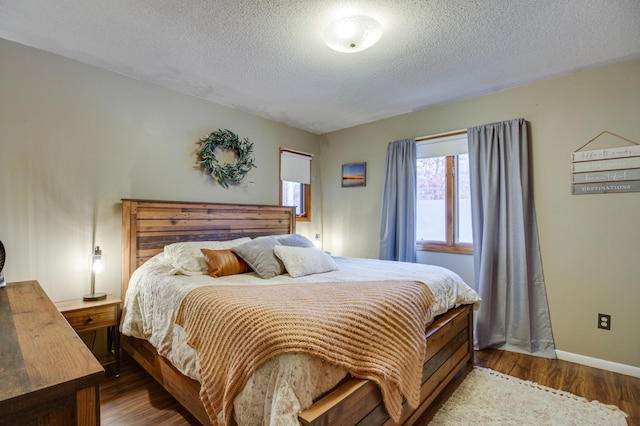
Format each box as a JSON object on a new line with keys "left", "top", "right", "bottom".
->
{"left": 429, "top": 367, "right": 628, "bottom": 425}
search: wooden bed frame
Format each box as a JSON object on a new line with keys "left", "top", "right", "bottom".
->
{"left": 120, "top": 199, "right": 474, "bottom": 425}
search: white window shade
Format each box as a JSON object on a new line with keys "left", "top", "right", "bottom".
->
{"left": 417, "top": 132, "right": 468, "bottom": 158}
{"left": 280, "top": 150, "right": 312, "bottom": 184}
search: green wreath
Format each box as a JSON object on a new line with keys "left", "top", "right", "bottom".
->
{"left": 197, "top": 129, "right": 256, "bottom": 188}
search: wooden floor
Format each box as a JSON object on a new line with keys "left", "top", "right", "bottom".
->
{"left": 100, "top": 356, "right": 200, "bottom": 426}
{"left": 101, "top": 350, "right": 640, "bottom": 425}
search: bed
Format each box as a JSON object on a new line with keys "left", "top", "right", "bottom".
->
{"left": 120, "top": 199, "right": 480, "bottom": 425}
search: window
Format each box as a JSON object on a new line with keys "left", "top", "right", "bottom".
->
{"left": 416, "top": 131, "right": 473, "bottom": 254}
{"left": 280, "top": 149, "right": 312, "bottom": 222}
{"left": 281, "top": 180, "right": 310, "bottom": 218}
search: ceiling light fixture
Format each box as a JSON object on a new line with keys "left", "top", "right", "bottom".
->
{"left": 324, "top": 15, "right": 382, "bottom": 53}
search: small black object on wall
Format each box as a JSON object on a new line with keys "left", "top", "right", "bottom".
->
{"left": 0, "top": 240, "right": 6, "bottom": 288}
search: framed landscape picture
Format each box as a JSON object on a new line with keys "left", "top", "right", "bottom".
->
{"left": 342, "top": 162, "right": 366, "bottom": 187}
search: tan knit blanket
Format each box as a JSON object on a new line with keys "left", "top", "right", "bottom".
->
{"left": 175, "top": 280, "right": 435, "bottom": 425}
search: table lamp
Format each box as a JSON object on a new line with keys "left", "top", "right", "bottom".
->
{"left": 83, "top": 246, "right": 106, "bottom": 300}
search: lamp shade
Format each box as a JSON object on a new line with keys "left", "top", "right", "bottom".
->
{"left": 324, "top": 15, "right": 382, "bottom": 53}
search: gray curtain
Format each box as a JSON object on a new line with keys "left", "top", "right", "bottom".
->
{"left": 468, "top": 118, "right": 556, "bottom": 358}
{"left": 379, "top": 139, "right": 416, "bottom": 262}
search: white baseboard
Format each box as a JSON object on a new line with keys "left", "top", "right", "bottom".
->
{"left": 555, "top": 350, "right": 640, "bottom": 378}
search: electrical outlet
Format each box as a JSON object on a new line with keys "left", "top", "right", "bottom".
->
{"left": 598, "top": 313, "right": 611, "bottom": 330}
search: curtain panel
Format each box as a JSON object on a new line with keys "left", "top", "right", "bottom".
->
{"left": 379, "top": 139, "right": 417, "bottom": 262}
{"left": 468, "top": 118, "right": 556, "bottom": 358}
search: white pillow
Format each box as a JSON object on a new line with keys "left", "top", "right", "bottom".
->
{"left": 164, "top": 237, "right": 252, "bottom": 275}
{"left": 273, "top": 245, "right": 337, "bottom": 278}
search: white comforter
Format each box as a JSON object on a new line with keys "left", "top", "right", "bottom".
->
{"left": 121, "top": 254, "right": 480, "bottom": 425}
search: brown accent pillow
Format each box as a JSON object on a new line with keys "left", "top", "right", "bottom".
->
{"left": 200, "top": 248, "right": 252, "bottom": 278}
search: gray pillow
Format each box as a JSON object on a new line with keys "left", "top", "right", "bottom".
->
{"left": 232, "top": 236, "right": 284, "bottom": 279}
{"left": 278, "top": 234, "right": 315, "bottom": 248}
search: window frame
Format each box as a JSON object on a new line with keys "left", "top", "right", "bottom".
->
{"left": 279, "top": 149, "right": 312, "bottom": 223}
{"left": 416, "top": 132, "right": 473, "bottom": 254}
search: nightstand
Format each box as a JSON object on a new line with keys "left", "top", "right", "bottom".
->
{"left": 55, "top": 295, "right": 121, "bottom": 377}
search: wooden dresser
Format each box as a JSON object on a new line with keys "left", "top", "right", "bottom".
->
{"left": 0, "top": 280, "right": 105, "bottom": 425}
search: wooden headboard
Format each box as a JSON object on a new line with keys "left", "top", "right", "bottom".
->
{"left": 121, "top": 199, "right": 296, "bottom": 298}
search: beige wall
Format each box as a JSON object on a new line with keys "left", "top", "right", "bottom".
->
{"left": 320, "top": 59, "right": 640, "bottom": 367}
{"left": 0, "top": 39, "right": 322, "bottom": 302}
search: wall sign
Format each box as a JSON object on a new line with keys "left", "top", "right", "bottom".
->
{"left": 571, "top": 132, "right": 640, "bottom": 195}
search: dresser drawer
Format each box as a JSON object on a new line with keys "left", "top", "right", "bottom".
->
{"left": 62, "top": 304, "right": 118, "bottom": 332}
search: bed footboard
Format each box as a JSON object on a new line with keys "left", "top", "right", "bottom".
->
{"left": 298, "top": 303, "right": 474, "bottom": 425}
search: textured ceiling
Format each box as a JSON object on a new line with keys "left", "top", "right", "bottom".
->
{"left": 1, "top": 1, "right": 639, "bottom": 134}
